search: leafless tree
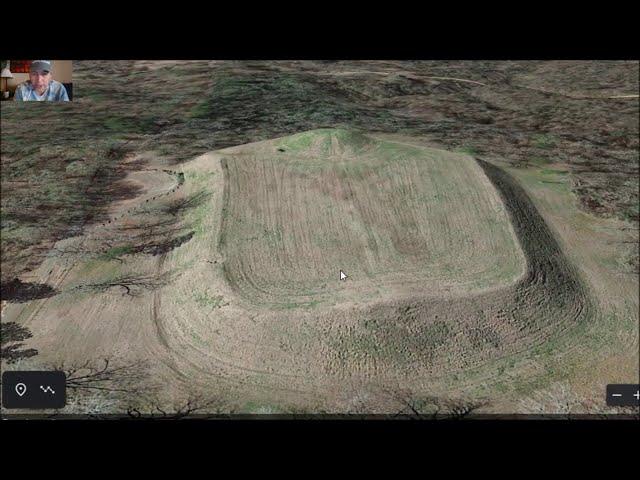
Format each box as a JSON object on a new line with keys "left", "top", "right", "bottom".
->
{"left": 385, "top": 387, "right": 489, "bottom": 419}
{"left": 74, "top": 271, "right": 175, "bottom": 297}
{"left": 23, "top": 357, "right": 158, "bottom": 418}
{"left": 58, "top": 358, "right": 149, "bottom": 395}
{"left": 127, "top": 393, "right": 233, "bottom": 419}
{"left": 40, "top": 357, "right": 233, "bottom": 419}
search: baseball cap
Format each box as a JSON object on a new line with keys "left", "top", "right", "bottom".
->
{"left": 30, "top": 60, "right": 52, "bottom": 73}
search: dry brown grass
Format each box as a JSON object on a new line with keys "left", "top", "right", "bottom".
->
{"left": 218, "top": 129, "right": 525, "bottom": 308}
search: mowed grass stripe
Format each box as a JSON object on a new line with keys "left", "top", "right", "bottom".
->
{"left": 219, "top": 129, "right": 526, "bottom": 307}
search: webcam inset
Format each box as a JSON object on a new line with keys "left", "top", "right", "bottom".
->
{"left": 1, "top": 60, "right": 73, "bottom": 102}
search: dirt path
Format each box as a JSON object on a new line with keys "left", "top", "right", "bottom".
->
{"left": 313, "top": 69, "right": 638, "bottom": 99}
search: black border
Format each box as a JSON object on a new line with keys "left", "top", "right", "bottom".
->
{"left": 4, "top": 10, "right": 639, "bottom": 59}
{"left": 2, "top": 11, "right": 638, "bottom": 429}
{"left": 3, "top": 418, "right": 640, "bottom": 456}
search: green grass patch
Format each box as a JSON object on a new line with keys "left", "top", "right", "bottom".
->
{"left": 187, "top": 71, "right": 402, "bottom": 134}
{"left": 532, "top": 133, "right": 557, "bottom": 149}
{"left": 529, "top": 156, "right": 552, "bottom": 166}
{"left": 455, "top": 145, "right": 478, "bottom": 156}
{"left": 242, "top": 401, "right": 283, "bottom": 414}
{"left": 540, "top": 168, "right": 568, "bottom": 176}
{"left": 193, "top": 290, "right": 225, "bottom": 309}
{"left": 99, "top": 245, "right": 137, "bottom": 261}
{"left": 281, "top": 300, "right": 321, "bottom": 310}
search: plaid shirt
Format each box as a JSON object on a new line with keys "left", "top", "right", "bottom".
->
{"left": 14, "top": 80, "right": 69, "bottom": 101}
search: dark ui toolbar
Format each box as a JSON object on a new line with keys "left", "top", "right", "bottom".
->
{"left": 2, "top": 371, "right": 66, "bottom": 409}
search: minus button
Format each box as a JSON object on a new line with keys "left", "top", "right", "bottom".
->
{"left": 606, "top": 384, "right": 640, "bottom": 407}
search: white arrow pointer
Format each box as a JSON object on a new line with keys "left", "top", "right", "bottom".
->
{"left": 340, "top": 270, "right": 348, "bottom": 281}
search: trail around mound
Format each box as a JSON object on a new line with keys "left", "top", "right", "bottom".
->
{"left": 1, "top": 129, "right": 596, "bottom": 412}
{"left": 142, "top": 130, "right": 594, "bottom": 404}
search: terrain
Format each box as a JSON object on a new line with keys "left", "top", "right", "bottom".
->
{"left": 1, "top": 61, "right": 638, "bottom": 416}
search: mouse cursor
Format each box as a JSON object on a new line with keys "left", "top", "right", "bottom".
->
{"left": 339, "top": 270, "right": 348, "bottom": 281}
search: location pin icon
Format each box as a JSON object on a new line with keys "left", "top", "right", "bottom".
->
{"left": 15, "top": 383, "right": 27, "bottom": 397}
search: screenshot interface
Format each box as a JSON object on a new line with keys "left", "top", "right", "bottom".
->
{"left": 0, "top": 60, "right": 638, "bottom": 419}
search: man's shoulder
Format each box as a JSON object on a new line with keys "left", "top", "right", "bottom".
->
{"left": 50, "top": 80, "right": 68, "bottom": 94}
{"left": 15, "top": 81, "right": 33, "bottom": 92}
{"left": 14, "top": 81, "right": 33, "bottom": 99}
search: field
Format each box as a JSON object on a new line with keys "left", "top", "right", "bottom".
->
{"left": 1, "top": 61, "right": 638, "bottom": 416}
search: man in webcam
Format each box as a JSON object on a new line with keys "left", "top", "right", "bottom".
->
{"left": 14, "top": 60, "right": 69, "bottom": 101}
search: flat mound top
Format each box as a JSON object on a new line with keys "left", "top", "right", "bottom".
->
{"left": 219, "top": 129, "right": 526, "bottom": 308}
{"left": 222, "top": 128, "right": 378, "bottom": 158}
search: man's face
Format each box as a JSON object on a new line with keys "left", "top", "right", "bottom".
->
{"left": 29, "top": 70, "right": 52, "bottom": 93}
